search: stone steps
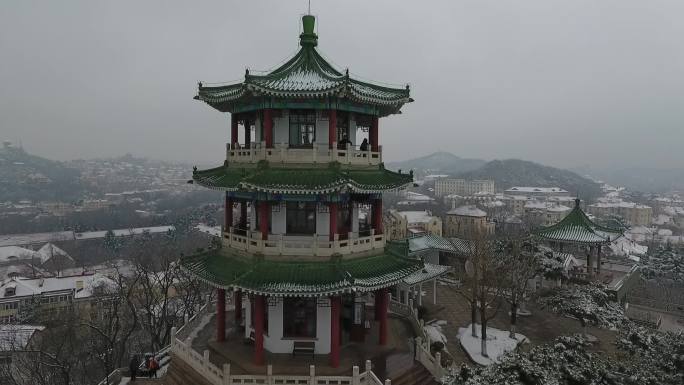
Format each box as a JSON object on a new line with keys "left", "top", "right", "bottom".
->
{"left": 391, "top": 364, "right": 439, "bottom": 385}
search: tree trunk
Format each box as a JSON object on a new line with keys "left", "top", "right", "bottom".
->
{"left": 510, "top": 302, "right": 518, "bottom": 339}
{"left": 471, "top": 300, "right": 478, "bottom": 337}
{"left": 480, "top": 318, "right": 488, "bottom": 358}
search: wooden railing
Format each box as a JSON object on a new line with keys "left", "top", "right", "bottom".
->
{"left": 171, "top": 330, "right": 389, "bottom": 385}
{"left": 223, "top": 228, "right": 385, "bottom": 257}
{"left": 226, "top": 142, "right": 382, "bottom": 166}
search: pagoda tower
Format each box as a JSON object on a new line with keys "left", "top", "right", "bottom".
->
{"left": 533, "top": 198, "right": 623, "bottom": 278}
{"left": 181, "top": 14, "right": 420, "bottom": 367}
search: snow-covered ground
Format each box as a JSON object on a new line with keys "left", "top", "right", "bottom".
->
{"left": 458, "top": 324, "right": 527, "bottom": 366}
{"left": 424, "top": 320, "right": 448, "bottom": 346}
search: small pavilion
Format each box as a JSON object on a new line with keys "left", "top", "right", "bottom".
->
{"left": 533, "top": 198, "right": 623, "bottom": 279}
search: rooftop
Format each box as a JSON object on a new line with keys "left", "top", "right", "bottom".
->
{"left": 195, "top": 15, "right": 411, "bottom": 117}
{"left": 447, "top": 205, "right": 487, "bottom": 217}
{"left": 397, "top": 210, "right": 437, "bottom": 225}
{"left": 0, "top": 273, "right": 116, "bottom": 300}
{"left": 505, "top": 187, "right": 568, "bottom": 194}
{"left": 533, "top": 199, "right": 623, "bottom": 244}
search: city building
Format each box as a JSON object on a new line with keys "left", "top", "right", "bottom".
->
{"left": 435, "top": 179, "right": 494, "bottom": 197}
{"left": 383, "top": 210, "right": 408, "bottom": 241}
{"left": 396, "top": 210, "right": 442, "bottom": 236}
{"left": 0, "top": 273, "right": 115, "bottom": 323}
{"left": 178, "top": 14, "right": 435, "bottom": 373}
{"left": 444, "top": 205, "right": 494, "bottom": 238}
{"left": 504, "top": 186, "right": 570, "bottom": 198}
{"left": 587, "top": 200, "right": 653, "bottom": 226}
{"left": 523, "top": 201, "right": 572, "bottom": 227}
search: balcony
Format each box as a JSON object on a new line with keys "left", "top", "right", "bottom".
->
{"left": 222, "top": 227, "right": 385, "bottom": 257}
{"left": 226, "top": 142, "right": 382, "bottom": 166}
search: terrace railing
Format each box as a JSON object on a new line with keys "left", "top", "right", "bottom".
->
{"left": 223, "top": 228, "right": 385, "bottom": 257}
{"left": 226, "top": 142, "right": 382, "bottom": 166}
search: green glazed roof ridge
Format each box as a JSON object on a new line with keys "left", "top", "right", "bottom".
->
{"left": 533, "top": 202, "right": 623, "bottom": 244}
{"left": 192, "top": 164, "right": 413, "bottom": 193}
{"left": 179, "top": 248, "right": 422, "bottom": 296}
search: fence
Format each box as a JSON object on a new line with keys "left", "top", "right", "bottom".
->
{"left": 170, "top": 331, "right": 389, "bottom": 385}
{"left": 226, "top": 142, "right": 383, "bottom": 166}
{"left": 389, "top": 298, "right": 445, "bottom": 381}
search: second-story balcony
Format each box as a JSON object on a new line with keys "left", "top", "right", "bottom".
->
{"left": 226, "top": 142, "right": 382, "bottom": 166}
{"left": 222, "top": 226, "right": 385, "bottom": 257}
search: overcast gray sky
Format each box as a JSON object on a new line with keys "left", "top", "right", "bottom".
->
{"left": 1, "top": 0, "right": 682, "bottom": 169}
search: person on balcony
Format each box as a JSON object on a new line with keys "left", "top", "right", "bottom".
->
{"left": 360, "top": 138, "right": 369, "bottom": 152}
{"left": 338, "top": 134, "right": 352, "bottom": 150}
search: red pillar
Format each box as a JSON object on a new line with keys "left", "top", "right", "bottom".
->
{"left": 263, "top": 109, "right": 273, "bottom": 148}
{"left": 329, "top": 296, "right": 341, "bottom": 367}
{"left": 374, "top": 292, "right": 381, "bottom": 320}
{"left": 329, "top": 202, "right": 338, "bottom": 242}
{"left": 370, "top": 116, "right": 379, "bottom": 152}
{"left": 216, "top": 289, "right": 226, "bottom": 342}
{"left": 234, "top": 290, "right": 242, "bottom": 324}
{"left": 231, "top": 114, "right": 239, "bottom": 148}
{"left": 259, "top": 201, "right": 269, "bottom": 240}
{"left": 328, "top": 110, "right": 337, "bottom": 149}
{"left": 378, "top": 288, "right": 388, "bottom": 345}
{"left": 224, "top": 195, "right": 233, "bottom": 230}
{"left": 254, "top": 295, "right": 265, "bottom": 365}
{"left": 372, "top": 198, "right": 383, "bottom": 235}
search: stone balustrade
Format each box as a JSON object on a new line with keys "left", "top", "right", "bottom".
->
{"left": 171, "top": 330, "right": 388, "bottom": 385}
{"left": 223, "top": 228, "right": 385, "bottom": 257}
{"left": 226, "top": 142, "right": 382, "bottom": 166}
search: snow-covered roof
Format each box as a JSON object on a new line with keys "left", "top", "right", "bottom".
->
{"left": 404, "top": 191, "right": 434, "bottom": 202}
{"left": 398, "top": 210, "right": 437, "bottom": 225}
{"left": 589, "top": 200, "right": 651, "bottom": 209}
{"left": 505, "top": 187, "right": 568, "bottom": 193}
{"left": 0, "top": 231, "right": 74, "bottom": 247}
{"left": 0, "top": 246, "right": 35, "bottom": 263}
{"left": 0, "top": 325, "right": 45, "bottom": 351}
{"left": 74, "top": 226, "right": 174, "bottom": 240}
{"left": 0, "top": 273, "right": 116, "bottom": 300}
{"left": 407, "top": 234, "right": 460, "bottom": 254}
{"left": 195, "top": 224, "right": 221, "bottom": 237}
{"left": 447, "top": 205, "right": 487, "bottom": 217}
{"left": 403, "top": 263, "right": 450, "bottom": 285}
{"left": 609, "top": 237, "right": 648, "bottom": 257}
{"left": 36, "top": 243, "right": 73, "bottom": 264}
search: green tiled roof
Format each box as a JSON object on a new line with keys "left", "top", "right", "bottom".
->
{"left": 533, "top": 199, "right": 623, "bottom": 245}
{"left": 179, "top": 249, "right": 422, "bottom": 297}
{"left": 192, "top": 164, "right": 413, "bottom": 194}
{"left": 194, "top": 15, "right": 412, "bottom": 116}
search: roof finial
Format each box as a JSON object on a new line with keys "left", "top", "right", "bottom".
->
{"left": 574, "top": 198, "right": 581, "bottom": 208}
{"left": 300, "top": 14, "right": 318, "bottom": 47}
{"left": 308, "top": 0, "right": 311, "bottom": 14}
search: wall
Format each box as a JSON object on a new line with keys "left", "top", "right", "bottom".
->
{"left": 247, "top": 298, "right": 332, "bottom": 355}
{"left": 271, "top": 206, "right": 286, "bottom": 235}
{"left": 274, "top": 115, "right": 288, "bottom": 144}
{"left": 316, "top": 211, "right": 330, "bottom": 236}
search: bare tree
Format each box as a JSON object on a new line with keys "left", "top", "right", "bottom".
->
{"left": 500, "top": 239, "right": 540, "bottom": 339}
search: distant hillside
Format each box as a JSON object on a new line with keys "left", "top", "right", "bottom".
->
{"left": 572, "top": 165, "right": 684, "bottom": 193}
{"left": 457, "top": 159, "right": 602, "bottom": 200}
{"left": 387, "top": 152, "right": 486, "bottom": 175}
{"left": 0, "top": 144, "right": 85, "bottom": 202}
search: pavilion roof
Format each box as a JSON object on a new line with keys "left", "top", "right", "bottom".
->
{"left": 533, "top": 199, "right": 623, "bottom": 245}
{"left": 192, "top": 163, "right": 413, "bottom": 194}
{"left": 195, "top": 15, "right": 412, "bottom": 116}
{"left": 179, "top": 248, "right": 422, "bottom": 297}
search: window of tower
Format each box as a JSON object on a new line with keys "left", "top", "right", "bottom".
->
{"left": 283, "top": 297, "right": 317, "bottom": 338}
{"left": 337, "top": 111, "right": 349, "bottom": 143}
{"left": 286, "top": 202, "right": 316, "bottom": 234}
{"left": 289, "top": 110, "right": 316, "bottom": 148}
